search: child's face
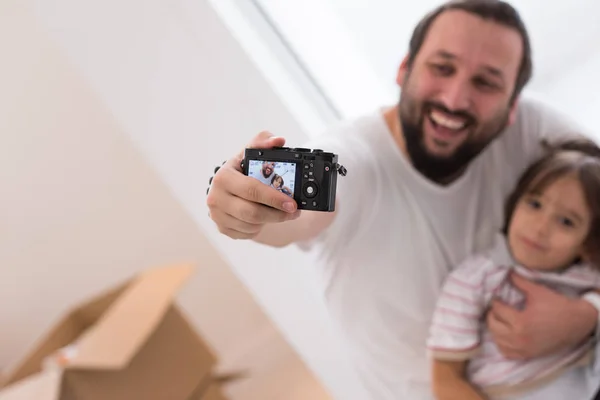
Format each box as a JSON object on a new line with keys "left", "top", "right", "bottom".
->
{"left": 508, "top": 174, "right": 591, "bottom": 271}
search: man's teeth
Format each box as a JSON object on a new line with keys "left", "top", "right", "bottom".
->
{"left": 430, "top": 110, "right": 466, "bottom": 130}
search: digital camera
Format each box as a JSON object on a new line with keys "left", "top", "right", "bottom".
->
{"left": 241, "top": 146, "right": 347, "bottom": 212}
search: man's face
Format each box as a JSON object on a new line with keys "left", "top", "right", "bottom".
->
{"left": 397, "top": 10, "right": 523, "bottom": 182}
{"left": 262, "top": 162, "right": 274, "bottom": 178}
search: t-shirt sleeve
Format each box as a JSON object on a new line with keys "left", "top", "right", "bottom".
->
{"left": 514, "top": 97, "right": 594, "bottom": 165}
{"left": 293, "top": 123, "right": 374, "bottom": 254}
{"left": 488, "top": 98, "right": 594, "bottom": 195}
{"left": 427, "top": 256, "right": 491, "bottom": 361}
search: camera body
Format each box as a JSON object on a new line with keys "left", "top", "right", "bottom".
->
{"left": 241, "top": 146, "right": 346, "bottom": 212}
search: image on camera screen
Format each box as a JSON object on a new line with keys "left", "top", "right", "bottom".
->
{"left": 248, "top": 160, "right": 296, "bottom": 198}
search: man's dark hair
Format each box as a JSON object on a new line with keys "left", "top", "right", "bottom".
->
{"left": 406, "top": 0, "right": 532, "bottom": 103}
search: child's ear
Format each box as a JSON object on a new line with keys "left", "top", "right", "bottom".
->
{"left": 578, "top": 249, "right": 591, "bottom": 264}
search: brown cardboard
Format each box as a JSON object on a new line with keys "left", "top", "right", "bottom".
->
{"left": 0, "top": 264, "right": 231, "bottom": 400}
{"left": 200, "top": 384, "right": 228, "bottom": 400}
{"left": 186, "top": 379, "right": 228, "bottom": 400}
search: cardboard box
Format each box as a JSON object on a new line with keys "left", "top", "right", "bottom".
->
{"left": 0, "top": 264, "right": 231, "bottom": 400}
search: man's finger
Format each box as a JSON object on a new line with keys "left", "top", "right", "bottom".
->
{"left": 509, "top": 272, "right": 546, "bottom": 295}
{"left": 489, "top": 299, "right": 520, "bottom": 327}
{"left": 487, "top": 311, "right": 529, "bottom": 359}
{"left": 247, "top": 131, "right": 286, "bottom": 149}
{"left": 487, "top": 306, "right": 513, "bottom": 346}
{"left": 210, "top": 209, "right": 264, "bottom": 234}
{"left": 225, "top": 193, "right": 300, "bottom": 223}
{"left": 487, "top": 306, "right": 511, "bottom": 334}
{"left": 232, "top": 132, "right": 287, "bottom": 172}
{"left": 219, "top": 167, "right": 298, "bottom": 213}
{"left": 218, "top": 226, "right": 257, "bottom": 240}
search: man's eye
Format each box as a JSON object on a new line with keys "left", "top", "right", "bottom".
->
{"left": 473, "top": 77, "right": 499, "bottom": 91}
{"left": 431, "top": 64, "right": 453, "bottom": 75}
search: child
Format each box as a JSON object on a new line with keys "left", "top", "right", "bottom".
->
{"left": 427, "top": 137, "right": 600, "bottom": 400}
{"left": 270, "top": 173, "right": 293, "bottom": 197}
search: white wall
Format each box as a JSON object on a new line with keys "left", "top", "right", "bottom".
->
{"left": 252, "top": 0, "right": 394, "bottom": 118}
{"left": 536, "top": 51, "right": 600, "bottom": 135}
{"left": 25, "top": 1, "right": 367, "bottom": 399}
{"left": 0, "top": 0, "right": 279, "bottom": 385}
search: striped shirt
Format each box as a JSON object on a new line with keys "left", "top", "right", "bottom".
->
{"left": 427, "top": 233, "right": 600, "bottom": 397}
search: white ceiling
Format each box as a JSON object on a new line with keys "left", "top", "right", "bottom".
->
{"left": 325, "top": 0, "right": 600, "bottom": 94}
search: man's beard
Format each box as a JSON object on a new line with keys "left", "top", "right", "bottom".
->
{"left": 399, "top": 99, "right": 509, "bottom": 184}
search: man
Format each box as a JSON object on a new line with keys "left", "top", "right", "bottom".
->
{"left": 248, "top": 161, "right": 275, "bottom": 185}
{"left": 207, "top": 1, "right": 600, "bottom": 398}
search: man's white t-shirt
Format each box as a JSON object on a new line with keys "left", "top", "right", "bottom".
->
{"left": 297, "top": 98, "right": 590, "bottom": 399}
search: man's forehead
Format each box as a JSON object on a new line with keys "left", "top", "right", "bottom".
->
{"left": 420, "top": 10, "right": 523, "bottom": 78}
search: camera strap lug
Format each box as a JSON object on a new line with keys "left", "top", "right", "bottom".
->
{"left": 335, "top": 163, "right": 347, "bottom": 177}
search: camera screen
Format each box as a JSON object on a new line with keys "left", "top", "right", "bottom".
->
{"left": 248, "top": 160, "right": 296, "bottom": 198}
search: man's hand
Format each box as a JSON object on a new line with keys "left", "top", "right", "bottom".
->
{"left": 487, "top": 272, "right": 598, "bottom": 360}
{"left": 207, "top": 131, "right": 301, "bottom": 240}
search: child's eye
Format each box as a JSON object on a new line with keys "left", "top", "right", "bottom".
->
{"left": 559, "top": 217, "right": 575, "bottom": 228}
{"left": 526, "top": 198, "right": 541, "bottom": 209}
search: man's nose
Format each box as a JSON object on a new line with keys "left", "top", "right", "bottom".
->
{"left": 439, "top": 77, "right": 471, "bottom": 112}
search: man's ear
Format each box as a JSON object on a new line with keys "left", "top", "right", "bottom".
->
{"left": 396, "top": 54, "right": 410, "bottom": 87}
{"left": 507, "top": 97, "right": 520, "bottom": 126}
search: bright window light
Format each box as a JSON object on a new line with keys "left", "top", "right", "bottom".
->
{"left": 253, "top": 0, "right": 395, "bottom": 120}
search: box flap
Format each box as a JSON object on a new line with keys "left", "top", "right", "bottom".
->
{"left": 212, "top": 371, "right": 248, "bottom": 385}
{"left": 67, "top": 264, "right": 195, "bottom": 370}
{"left": 1, "top": 283, "right": 128, "bottom": 387}
{"left": 0, "top": 369, "right": 62, "bottom": 400}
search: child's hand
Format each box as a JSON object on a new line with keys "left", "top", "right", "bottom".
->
{"left": 486, "top": 272, "right": 597, "bottom": 360}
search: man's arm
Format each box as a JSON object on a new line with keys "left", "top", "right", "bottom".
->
{"left": 432, "top": 360, "right": 486, "bottom": 400}
{"left": 252, "top": 203, "right": 338, "bottom": 248}
{"left": 518, "top": 97, "right": 594, "bottom": 162}
{"left": 208, "top": 131, "right": 348, "bottom": 247}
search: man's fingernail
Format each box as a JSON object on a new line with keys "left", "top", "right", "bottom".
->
{"left": 283, "top": 202, "right": 295, "bottom": 212}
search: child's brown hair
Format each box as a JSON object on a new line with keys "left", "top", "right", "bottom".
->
{"left": 503, "top": 137, "right": 600, "bottom": 267}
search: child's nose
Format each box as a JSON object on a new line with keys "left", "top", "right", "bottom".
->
{"left": 533, "top": 215, "right": 552, "bottom": 237}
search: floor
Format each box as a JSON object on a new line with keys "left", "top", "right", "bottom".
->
{"left": 223, "top": 327, "right": 333, "bottom": 400}
{"left": 198, "top": 303, "right": 332, "bottom": 400}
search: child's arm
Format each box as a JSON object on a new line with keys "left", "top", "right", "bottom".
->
{"left": 427, "top": 254, "right": 493, "bottom": 399}
{"left": 432, "top": 359, "right": 486, "bottom": 400}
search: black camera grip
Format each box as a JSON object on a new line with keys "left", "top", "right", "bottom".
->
{"left": 206, "top": 160, "right": 227, "bottom": 196}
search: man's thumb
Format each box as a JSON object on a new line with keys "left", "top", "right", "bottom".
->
{"left": 248, "top": 131, "right": 286, "bottom": 149}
